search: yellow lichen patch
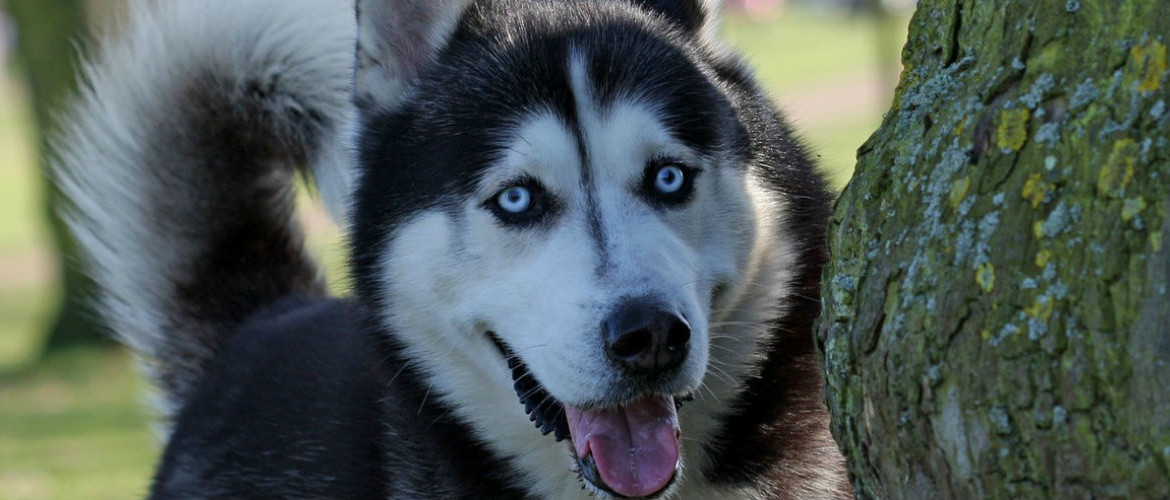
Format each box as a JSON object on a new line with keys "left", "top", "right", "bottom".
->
{"left": 1152, "top": 231, "right": 1164, "bottom": 253}
{"left": 1035, "top": 250, "right": 1053, "bottom": 268}
{"left": 955, "top": 121, "right": 966, "bottom": 138}
{"left": 1122, "top": 198, "right": 1147, "bottom": 222}
{"left": 1025, "top": 296, "right": 1055, "bottom": 323}
{"left": 1022, "top": 174, "right": 1053, "bottom": 208}
{"left": 950, "top": 177, "right": 972, "bottom": 208}
{"left": 976, "top": 263, "right": 996, "bottom": 293}
{"left": 996, "top": 108, "right": 1030, "bottom": 152}
{"left": 1132, "top": 40, "right": 1168, "bottom": 93}
{"left": 981, "top": 329, "right": 992, "bottom": 341}
{"left": 1099, "top": 139, "right": 1138, "bottom": 197}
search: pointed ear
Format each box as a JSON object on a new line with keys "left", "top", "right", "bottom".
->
{"left": 355, "top": 0, "right": 471, "bottom": 110}
{"left": 628, "top": 0, "right": 721, "bottom": 36}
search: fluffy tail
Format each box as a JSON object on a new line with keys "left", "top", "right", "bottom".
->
{"left": 53, "top": 0, "right": 356, "bottom": 413}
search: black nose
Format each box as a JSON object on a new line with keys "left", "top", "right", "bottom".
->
{"left": 603, "top": 298, "right": 691, "bottom": 374}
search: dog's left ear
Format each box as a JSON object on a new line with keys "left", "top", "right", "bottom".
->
{"left": 355, "top": 0, "right": 471, "bottom": 110}
{"left": 628, "top": 0, "right": 721, "bottom": 36}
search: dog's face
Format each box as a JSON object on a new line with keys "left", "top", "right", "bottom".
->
{"left": 351, "top": 1, "right": 794, "bottom": 497}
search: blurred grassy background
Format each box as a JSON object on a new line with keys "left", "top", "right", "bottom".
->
{"left": 0, "top": 4, "right": 908, "bottom": 499}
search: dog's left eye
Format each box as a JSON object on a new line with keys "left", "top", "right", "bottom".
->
{"left": 643, "top": 161, "right": 698, "bottom": 206}
{"left": 654, "top": 165, "right": 685, "bottom": 194}
{"left": 497, "top": 186, "right": 532, "bottom": 213}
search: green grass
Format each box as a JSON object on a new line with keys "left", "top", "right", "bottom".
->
{"left": 0, "top": 350, "right": 158, "bottom": 500}
{"left": 0, "top": 5, "right": 910, "bottom": 499}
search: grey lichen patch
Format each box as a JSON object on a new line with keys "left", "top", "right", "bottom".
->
{"left": 1035, "top": 122, "right": 1061, "bottom": 145}
{"left": 1042, "top": 201, "right": 1072, "bottom": 237}
{"left": 990, "top": 406, "right": 1013, "bottom": 435}
{"left": 928, "top": 364, "right": 943, "bottom": 384}
{"left": 989, "top": 323, "right": 1019, "bottom": 347}
{"left": 1051, "top": 280, "right": 1070, "bottom": 300}
{"left": 975, "top": 211, "right": 1001, "bottom": 265}
{"left": 1070, "top": 78, "right": 1100, "bottom": 110}
{"left": 1053, "top": 405, "right": 1068, "bottom": 425}
{"left": 1106, "top": 69, "right": 1125, "bottom": 99}
{"left": 1021, "top": 74, "right": 1057, "bottom": 109}
{"left": 935, "top": 385, "right": 975, "bottom": 480}
{"left": 1025, "top": 294, "right": 1054, "bottom": 340}
{"left": 1141, "top": 137, "right": 1155, "bottom": 161}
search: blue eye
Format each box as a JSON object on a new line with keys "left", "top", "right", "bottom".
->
{"left": 654, "top": 165, "right": 686, "bottom": 194}
{"left": 486, "top": 179, "right": 557, "bottom": 226}
{"left": 642, "top": 161, "right": 698, "bottom": 207}
{"left": 497, "top": 186, "right": 532, "bottom": 213}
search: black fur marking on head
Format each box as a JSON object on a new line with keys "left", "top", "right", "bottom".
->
{"left": 582, "top": 19, "right": 734, "bottom": 158}
{"left": 350, "top": 1, "right": 743, "bottom": 307}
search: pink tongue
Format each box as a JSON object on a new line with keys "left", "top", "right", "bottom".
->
{"left": 564, "top": 396, "right": 680, "bottom": 498}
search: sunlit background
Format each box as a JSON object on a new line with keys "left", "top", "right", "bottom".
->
{"left": 0, "top": 1, "right": 911, "bottom": 498}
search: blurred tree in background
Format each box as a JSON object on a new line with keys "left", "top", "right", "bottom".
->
{"left": 7, "top": 0, "right": 109, "bottom": 354}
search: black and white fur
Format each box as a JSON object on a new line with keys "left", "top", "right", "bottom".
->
{"left": 55, "top": 0, "right": 851, "bottom": 498}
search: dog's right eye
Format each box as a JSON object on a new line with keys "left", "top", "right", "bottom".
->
{"left": 486, "top": 179, "right": 555, "bottom": 226}
{"left": 497, "top": 186, "right": 532, "bottom": 213}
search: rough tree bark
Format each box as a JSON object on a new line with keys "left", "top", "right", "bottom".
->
{"left": 818, "top": 1, "right": 1169, "bottom": 499}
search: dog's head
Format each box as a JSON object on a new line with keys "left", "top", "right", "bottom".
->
{"left": 349, "top": 1, "right": 806, "bottom": 497}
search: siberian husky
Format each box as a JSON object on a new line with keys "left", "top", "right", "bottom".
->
{"left": 54, "top": 0, "right": 851, "bottom": 498}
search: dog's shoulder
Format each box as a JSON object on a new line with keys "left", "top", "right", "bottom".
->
{"left": 150, "top": 296, "right": 530, "bottom": 500}
{"left": 150, "top": 297, "right": 389, "bottom": 499}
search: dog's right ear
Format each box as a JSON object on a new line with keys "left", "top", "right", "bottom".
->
{"left": 628, "top": 0, "right": 721, "bottom": 37}
{"left": 355, "top": 0, "right": 471, "bottom": 110}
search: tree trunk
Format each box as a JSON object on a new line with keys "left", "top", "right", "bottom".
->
{"left": 7, "top": 0, "right": 110, "bottom": 352}
{"left": 818, "top": 1, "right": 1169, "bottom": 499}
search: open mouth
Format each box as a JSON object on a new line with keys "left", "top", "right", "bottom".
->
{"left": 488, "top": 333, "right": 682, "bottom": 499}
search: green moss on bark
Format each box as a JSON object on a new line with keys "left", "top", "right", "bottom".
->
{"left": 817, "top": 1, "right": 1170, "bottom": 498}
